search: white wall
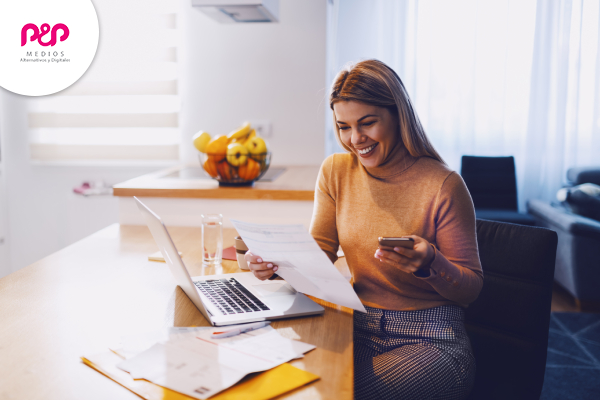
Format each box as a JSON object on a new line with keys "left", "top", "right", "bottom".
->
{"left": 0, "top": 141, "right": 8, "bottom": 278}
{"left": 180, "top": 0, "right": 327, "bottom": 165}
{"left": 0, "top": 90, "right": 161, "bottom": 276}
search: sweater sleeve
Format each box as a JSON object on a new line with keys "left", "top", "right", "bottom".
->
{"left": 309, "top": 155, "right": 339, "bottom": 264}
{"left": 414, "top": 172, "right": 484, "bottom": 305}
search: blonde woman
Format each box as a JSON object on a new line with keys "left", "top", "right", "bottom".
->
{"left": 246, "top": 59, "right": 483, "bottom": 399}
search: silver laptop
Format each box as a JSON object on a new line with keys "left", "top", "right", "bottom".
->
{"left": 135, "top": 197, "right": 324, "bottom": 326}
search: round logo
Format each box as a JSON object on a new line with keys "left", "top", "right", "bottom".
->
{"left": 0, "top": 0, "right": 99, "bottom": 96}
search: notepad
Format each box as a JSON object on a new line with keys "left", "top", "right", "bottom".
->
{"left": 82, "top": 351, "right": 319, "bottom": 400}
{"left": 148, "top": 251, "right": 182, "bottom": 262}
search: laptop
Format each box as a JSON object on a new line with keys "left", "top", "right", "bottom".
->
{"left": 135, "top": 197, "right": 324, "bottom": 326}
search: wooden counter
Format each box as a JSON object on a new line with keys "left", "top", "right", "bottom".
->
{"left": 0, "top": 224, "right": 353, "bottom": 400}
{"left": 113, "top": 165, "right": 320, "bottom": 201}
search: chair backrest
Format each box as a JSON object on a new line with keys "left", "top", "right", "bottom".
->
{"left": 466, "top": 219, "right": 558, "bottom": 400}
{"left": 461, "top": 156, "right": 518, "bottom": 210}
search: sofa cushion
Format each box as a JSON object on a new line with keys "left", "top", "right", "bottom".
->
{"left": 557, "top": 183, "right": 600, "bottom": 222}
{"left": 567, "top": 167, "right": 600, "bottom": 186}
{"left": 563, "top": 186, "right": 600, "bottom": 222}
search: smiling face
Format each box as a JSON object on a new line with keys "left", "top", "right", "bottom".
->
{"left": 333, "top": 100, "right": 400, "bottom": 169}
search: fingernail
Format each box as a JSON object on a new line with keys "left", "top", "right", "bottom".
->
{"left": 375, "top": 253, "right": 380, "bottom": 259}
{"left": 273, "top": 266, "right": 278, "bottom": 271}
{"left": 267, "top": 263, "right": 273, "bottom": 268}
{"left": 394, "top": 247, "right": 400, "bottom": 252}
{"left": 375, "top": 250, "right": 382, "bottom": 256}
{"left": 257, "top": 258, "right": 262, "bottom": 263}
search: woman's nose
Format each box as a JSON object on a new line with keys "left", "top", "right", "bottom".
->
{"left": 351, "top": 129, "right": 366, "bottom": 146}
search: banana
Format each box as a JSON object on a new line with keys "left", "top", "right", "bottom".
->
{"left": 241, "top": 129, "right": 256, "bottom": 145}
{"left": 227, "top": 122, "right": 251, "bottom": 142}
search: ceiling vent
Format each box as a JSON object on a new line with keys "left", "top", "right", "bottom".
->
{"left": 192, "top": 0, "right": 279, "bottom": 23}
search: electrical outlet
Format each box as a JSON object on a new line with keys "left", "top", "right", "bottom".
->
{"left": 249, "top": 120, "right": 272, "bottom": 138}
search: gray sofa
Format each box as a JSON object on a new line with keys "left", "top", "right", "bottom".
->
{"left": 527, "top": 167, "right": 600, "bottom": 309}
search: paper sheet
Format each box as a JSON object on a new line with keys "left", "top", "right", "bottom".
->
{"left": 114, "top": 327, "right": 212, "bottom": 360}
{"left": 230, "top": 220, "right": 366, "bottom": 312}
{"left": 83, "top": 351, "right": 319, "bottom": 400}
{"left": 116, "top": 325, "right": 316, "bottom": 399}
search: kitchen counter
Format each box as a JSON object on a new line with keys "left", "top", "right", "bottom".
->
{"left": 112, "top": 164, "right": 321, "bottom": 228}
{"left": 113, "top": 164, "right": 320, "bottom": 201}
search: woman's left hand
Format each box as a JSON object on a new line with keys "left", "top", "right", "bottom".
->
{"left": 375, "top": 235, "right": 434, "bottom": 274}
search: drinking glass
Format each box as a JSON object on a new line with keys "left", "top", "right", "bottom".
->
{"left": 201, "top": 214, "right": 223, "bottom": 267}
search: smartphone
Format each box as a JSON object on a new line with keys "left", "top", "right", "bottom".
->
{"left": 378, "top": 237, "right": 415, "bottom": 249}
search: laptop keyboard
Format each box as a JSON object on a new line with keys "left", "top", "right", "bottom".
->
{"left": 194, "top": 278, "right": 271, "bottom": 315}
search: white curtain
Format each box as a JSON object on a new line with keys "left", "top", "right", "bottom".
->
{"left": 327, "top": 0, "right": 600, "bottom": 210}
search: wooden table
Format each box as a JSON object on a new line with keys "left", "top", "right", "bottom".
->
{"left": 0, "top": 224, "right": 353, "bottom": 400}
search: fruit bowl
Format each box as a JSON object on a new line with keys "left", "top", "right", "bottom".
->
{"left": 199, "top": 152, "right": 271, "bottom": 186}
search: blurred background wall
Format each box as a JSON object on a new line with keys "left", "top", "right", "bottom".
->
{"left": 0, "top": 0, "right": 327, "bottom": 277}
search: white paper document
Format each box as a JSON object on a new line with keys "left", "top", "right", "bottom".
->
{"left": 114, "top": 327, "right": 211, "bottom": 360}
{"left": 231, "top": 220, "right": 366, "bottom": 312}
{"left": 116, "top": 325, "right": 316, "bottom": 399}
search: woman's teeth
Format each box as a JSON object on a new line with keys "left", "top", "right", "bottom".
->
{"left": 358, "top": 144, "right": 377, "bottom": 155}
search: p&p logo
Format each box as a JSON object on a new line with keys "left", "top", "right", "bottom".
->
{"left": 21, "top": 23, "right": 70, "bottom": 47}
{"left": 0, "top": 0, "right": 99, "bottom": 96}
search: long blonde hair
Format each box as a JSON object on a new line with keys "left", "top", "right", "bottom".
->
{"left": 329, "top": 59, "right": 445, "bottom": 164}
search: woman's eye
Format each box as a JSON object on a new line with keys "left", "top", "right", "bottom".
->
{"left": 362, "top": 121, "right": 375, "bottom": 127}
{"left": 338, "top": 126, "right": 350, "bottom": 131}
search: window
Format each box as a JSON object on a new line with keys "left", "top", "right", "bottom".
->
{"left": 327, "top": 0, "right": 600, "bottom": 208}
{"left": 27, "top": 0, "right": 180, "bottom": 163}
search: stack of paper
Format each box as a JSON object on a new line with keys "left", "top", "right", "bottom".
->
{"left": 83, "top": 325, "right": 317, "bottom": 400}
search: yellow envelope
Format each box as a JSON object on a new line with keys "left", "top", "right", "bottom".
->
{"left": 82, "top": 351, "right": 319, "bottom": 400}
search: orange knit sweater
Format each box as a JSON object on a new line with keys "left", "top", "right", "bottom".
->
{"left": 309, "top": 145, "right": 483, "bottom": 311}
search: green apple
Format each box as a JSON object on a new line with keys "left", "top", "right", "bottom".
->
{"left": 245, "top": 137, "right": 267, "bottom": 156}
{"left": 226, "top": 142, "right": 249, "bottom": 166}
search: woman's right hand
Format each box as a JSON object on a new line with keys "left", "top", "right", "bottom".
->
{"left": 244, "top": 251, "right": 278, "bottom": 281}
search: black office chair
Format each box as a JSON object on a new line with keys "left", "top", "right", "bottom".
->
{"left": 461, "top": 156, "right": 536, "bottom": 226}
{"left": 465, "top": 219, "right": 558, "bottom": 400}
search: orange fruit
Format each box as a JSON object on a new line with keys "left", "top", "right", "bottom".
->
{"left": 203, "top": 158, "right": 218, "bottom": 178}
{"left": 205, "top": 135, "right": 228, "bottom": 162}
{"left": 216, "top": 160, "right": 233, "bottom": 180}
{"left": 238, "top": 157, "right": 261, "bottom": 181}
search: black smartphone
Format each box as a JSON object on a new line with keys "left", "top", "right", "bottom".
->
{"left": 378, "top": 237, "right": 415, "bottom": 249}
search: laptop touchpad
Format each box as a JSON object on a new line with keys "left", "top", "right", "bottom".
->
{"left": 252, "top": 282, "right": 296, "bottom": 297}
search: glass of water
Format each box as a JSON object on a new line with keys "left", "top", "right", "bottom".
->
{"left": 201, "top": 214, "right": 223, "bottom": 267}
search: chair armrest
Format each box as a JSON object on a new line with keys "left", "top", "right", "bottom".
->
{"left": 527, "top": 199, "right": 600, "bottom": 240}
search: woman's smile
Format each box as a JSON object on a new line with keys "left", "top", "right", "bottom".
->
{"left": 356, "top": 143, "right": 379, "bottom": 156}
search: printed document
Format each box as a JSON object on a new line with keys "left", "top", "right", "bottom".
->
{"left": 116, "top": 325, "right": 315, "bottom": 399}
{"left": 230, "top": 220, "right": 366, "bottom": 312}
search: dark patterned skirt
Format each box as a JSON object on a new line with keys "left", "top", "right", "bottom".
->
{"left": 354, "top": 305, "right": 475, "bottom": 400}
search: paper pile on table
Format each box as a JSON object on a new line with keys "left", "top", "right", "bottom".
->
{"left": 110, "top": 325, "right": 315, "bottom": 400}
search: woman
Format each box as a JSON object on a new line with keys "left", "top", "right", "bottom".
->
{"left": 245, "top": 59, "right": 483, "bottom": 400}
